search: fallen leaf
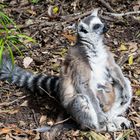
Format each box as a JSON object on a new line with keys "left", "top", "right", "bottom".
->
{"left": 126, "top": 42, "right": 138, "bottom": 52}
{"left": 53, "top": 6, "right": 59, "bottom": 14}
{"left": 136, "top": 123, "right": 140, "bottom": 127}
{"left": 135, "top": 89, "right": 140, "bottom": 96}
{"left": 25, "top": 19, "right": 34, "bottom": 26}
{"left": 23, "top": 57, "right": 33, "bottom": 68}
{"left": 27, "top": 9, "right": 36, "bottom": 15}
{"left": 72, "top": 130, "right": 80, "bottom": 137}
{"left": 128, "top": 55, "right": 134, "bottom": 65}
{"left": 62, "top": 33, "right": 76, "bottom": 42}
{"left": 4, "top": 128, "right": 40, "bottom": 140}
{"left": 81, "top": 131, "right": 108, "bottom": 140}
{"left": 6, "top": 132, "right": 28, "bottom": 140}
{"left": 116, "top": 133, "right": 123, "bottom": 140}
{"left": 6, "top": 134, "right": 13, "bottom": 140}
{"left": 48, "top": 5, "right": 61, "bottom": 18}
{"left": 90, "top": 131, "right": 108, "bottom": 140}
{"left": 132, "top": 0, "right": 140, "bottom": 11}
{"left": 39, "top": 115, "right": 47, "bottom": 125}
{"left": 119, "top": 44, "right": 127, "bottom": 51}
{"left": 19, "top": 121, "right": 26, "bottom": 127}
{"left": 0, "top": 128, "right": 11, "bottom": 135}
{"left": 130, "top": 116, "right": 140, "bottom": 124}
{"left": 116, "top": 130, "right": 133, "bottom": 140}
{"left": 47, "top": 120, "right": 54, "bottom": 126}
{"left": 20, "top": 100, "right": 28, "bottom": 107}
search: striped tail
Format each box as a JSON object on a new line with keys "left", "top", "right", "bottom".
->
{"left": 0, "top": 56, "right": 60, "bottom": 98}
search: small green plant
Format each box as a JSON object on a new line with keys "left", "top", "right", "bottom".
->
{"left": 0, "top": 11, "right": 35, "bottom": 67}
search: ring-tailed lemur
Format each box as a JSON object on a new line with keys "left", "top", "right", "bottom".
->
{"left": 0, "top": 9, "right": 132, "bottom": 131}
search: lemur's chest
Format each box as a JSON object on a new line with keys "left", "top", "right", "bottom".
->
{"left": 88, "top": 51, "right": 110, "bottom": 90}
{"left": 90, "top": 62, "right": 108, "bottom": 90}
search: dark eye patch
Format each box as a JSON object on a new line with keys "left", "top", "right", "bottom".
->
{"left": 79, "top": 26, "right": 88, "bottom": 33}
{"left": 93, "top": 24, "right": 101, "bottom": 30}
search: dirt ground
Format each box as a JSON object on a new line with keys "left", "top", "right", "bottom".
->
{"left": 0, "top": 0, "right": 140, "bottom": 140}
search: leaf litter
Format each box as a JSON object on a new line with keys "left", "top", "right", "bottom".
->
{"left": 0, "top": 0, "right": 140, "bottom": 140}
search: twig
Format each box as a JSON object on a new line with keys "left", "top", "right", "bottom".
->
{"left": 64, "top": 8, "right": 116, "bottom": 23}
{"left": 32, "top": 109, "right": 39, "bottom": 127}
{"left": 131, "top": 84, "right": 140, "bottom": 89}
{"left": 131, "top": 120, "right": 140, "bottom": 140}
{"left": 0, "top": 95, "right": 26, "bottom": 107}
{"left": 53, "top": 117, "right": 71, "bottom": 126}
{"left": 63, "top": 9, "right": 114, "bottom": 23}
{"left": 61, "top": 12, "right": 81, "bottom": 20}
{"left": 97, "top": 0, "right": 115, "bottom": 12}
{"left": 35, "top": 117, "right": 71, "bottom": 132}
{"left": 39, "top": 86, "right": 59, "bottom": 103}
{"left": 105, "top": 11, "right": 140, "bottom": 17}
{"left": 63, "top": 9, "right": 94, "bottom": 23}
{"left": 3, "top": 6, "right": 31, "bottom": 12}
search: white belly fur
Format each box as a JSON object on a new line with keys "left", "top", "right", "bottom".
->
{"left": 89, "top": 54, "right": 108, "bottom": 95}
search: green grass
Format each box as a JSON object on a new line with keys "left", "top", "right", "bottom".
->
{"left": 0, "top": 10, "right": 35, "bottom": 68}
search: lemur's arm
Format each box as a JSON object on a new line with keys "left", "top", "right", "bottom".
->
{"left": 108, "top": 65, "right": 126, "bottom": 87}
{"left": 107, "top": 53, "right": 131, "bottom": 104}
{"left": 86, "top": 87, "right": 107, "bottom": 125}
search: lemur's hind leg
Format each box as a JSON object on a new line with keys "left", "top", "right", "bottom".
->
{"left": 67, "top": 94, "right": 100, "bottom": 130}
{"left": 105, "top": 77, "right": 132, "bottom": 131}
{"left": 100, "top": 116, "right": 131, "bottom": 132}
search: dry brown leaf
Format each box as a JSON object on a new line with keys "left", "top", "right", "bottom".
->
{"left": 132, "top": 0, "right": 140, "bottom": 11}
{"left": 47, "top": 120, "right": 54, "bottom": 126}
{"left": 72, "top": 130, "right": 80, "bottom": 137}
{"left": 27, "top": 9, "right": 36, "bottom": 15}
{"left": 19, "top": 121, "right": 26, "bottom": 127}
{"left": 127, "top": 42, "right": 138, "bottom": 52}
{"left": 136, "top": 123, "right": 140, "bottom": 127}
{"left": 6, "top": 132, "right": 28, "bottom": 140}
{"left": 62, "top": 33, "right": 76, "bottom": 42}
{"left": 39, "top": 115, "right": 47, "bottom": 125}
{"left": 0, "top": 128, "right": 11, "bottom": 135}
{"left": 4, "top": 128, "right": 40, "bottom": 140}
{"left": 6, "top": 134, "right": 13, "bottom": 140}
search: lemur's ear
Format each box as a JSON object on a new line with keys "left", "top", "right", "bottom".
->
{"left": 91, "top": 8, "right": 100, "bottom": 16}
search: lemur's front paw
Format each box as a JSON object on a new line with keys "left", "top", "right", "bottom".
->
{"left": 121, "top": 88, "right": 130, "bottom": 105}
{"left": 98, "top": 112, "right": 108, "bottom": 128}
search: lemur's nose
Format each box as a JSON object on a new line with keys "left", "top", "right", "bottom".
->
{"left": 103, "top": 24, "right": 109, "bottom": 33}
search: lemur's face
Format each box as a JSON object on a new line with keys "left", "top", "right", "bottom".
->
{"left": 77, "top": 9, "right": 108, "bottom": 40}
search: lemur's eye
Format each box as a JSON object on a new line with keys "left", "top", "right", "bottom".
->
{"left": 93, "top": 24, "right": 101, "bottom": 30}
{"left": 80, "top": 26, "right": 88, "bottom": 33}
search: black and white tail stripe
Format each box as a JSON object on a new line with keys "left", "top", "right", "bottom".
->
{"left": 0, "top": 56, "right": 60, "bottom": 98}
